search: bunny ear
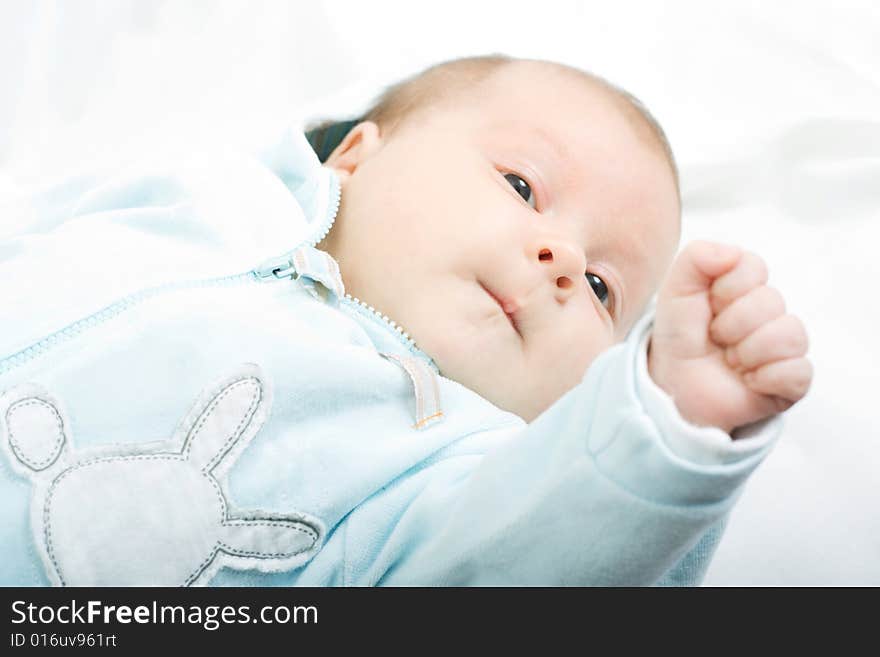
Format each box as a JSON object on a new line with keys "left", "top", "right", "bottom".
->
{"left": 180, "top": 364, "right": 271, "bottom": 472}
{"left": 1, "top": 384, "right": 68, "bottom": 479}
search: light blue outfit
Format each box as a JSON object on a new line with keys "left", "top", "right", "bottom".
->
{"left": 0, "top": 127, "right": 781, "bottom": 586}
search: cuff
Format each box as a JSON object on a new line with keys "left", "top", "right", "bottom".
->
{"left": 632, "top": 312, "right": 783, "bottom": 467}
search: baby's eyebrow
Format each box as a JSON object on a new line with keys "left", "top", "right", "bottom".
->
{"left": 524, "top": 125, "right": 575, "bottom": 170}
{"left": 489, "top": 120, "right": 574, "bottom": 172}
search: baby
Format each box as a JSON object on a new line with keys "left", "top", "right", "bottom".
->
{"left": 312, "top": 56, "right": 811, "bottom": 429}
{"left": 0, "top": 55, "right": 810, "bottom": 586}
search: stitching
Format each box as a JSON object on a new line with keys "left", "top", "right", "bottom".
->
{"left": 43, "top": 459, "right": 320, "bottom": 586}
{"left": 410, "top": 360, "right": 425, "bottom": 423}
{"left": 183, "top": 377, "right": 260, "bottom": 474}
{"left": 39, "top": 374, "right": 316, "bottom": 586}
{"left": 205, "top": 469, "right": 229, "bottom": 530}
{"left": 412, "top": 411, "right": 444, "bottom": 429}
{"left": 385, "top": 353, "right": 435, "bottom": 425}
{"left": 184, "top": 547, "right": 222, "bottom": 586}
{"left": 44, "top": 454, "right": 186, "bottom": 586}
{"left": 216, "top": 543, "right": 310, "bottom": 558}
{"left": 219, "top": 520, "right": 318, "bottom": 554}
{"left": 224, "top": 519, "right": 318, "bottom": 538}
{"left": 7, "top": 399, "right": 65, "bottom": 471}
{"left": 184, "top": 519, "right": 319, "bottom": 587}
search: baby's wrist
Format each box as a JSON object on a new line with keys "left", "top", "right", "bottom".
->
{"left": 646, "top": 336, "right": 738, "bottom": 436}
{"left": 636, "top": 328, "right": 782, "bottom": 466}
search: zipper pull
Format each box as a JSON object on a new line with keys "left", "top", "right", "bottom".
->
{"left": 253, "top": 256, "right": 298, "bottom": 281}
{"left": 253, "top": 247, "right": 344, "bottom": 306}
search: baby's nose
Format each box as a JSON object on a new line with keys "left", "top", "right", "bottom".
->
{"left": 534, "top": 239, "right": 586, "bottom": 302}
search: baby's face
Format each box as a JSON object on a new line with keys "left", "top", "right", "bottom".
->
{"left": 323, "top": 62, "right": 680, "bottom": 421}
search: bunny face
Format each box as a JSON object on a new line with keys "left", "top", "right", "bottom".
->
{"left": 0, "top": 364, "right": 324, "bottom": 586}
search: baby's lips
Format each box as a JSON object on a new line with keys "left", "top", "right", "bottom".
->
{"left": 480, "top": 281, "right": 523, "bottom": 336}
{"left": 483, "top": 281, "right": 521, "bottom": 314}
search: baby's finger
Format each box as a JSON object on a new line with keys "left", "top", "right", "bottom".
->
{"left": 726, "top": 314, "right": 809, "bottom": 370}
{"left": 660, "top": 241, "right": 742, "bottom": 299}
{"left": 709, "top": 285, "right": 786, "bottom": 346}
{"left": 743, "top": 357, "right": 813, "bottom": 404}
{"left": 710, "top": 251, "right": 768, "bottom": 314}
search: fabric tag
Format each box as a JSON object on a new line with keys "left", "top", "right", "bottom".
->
{"left": 380, "top": 353, "right": 444, "bottom": 430}
{"left": 290, "top": 245, "right": 345, "bottom": 304}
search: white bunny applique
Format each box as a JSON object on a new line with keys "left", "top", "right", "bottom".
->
{"left": 0, "top": 363, "right": 323, "bottom": 586}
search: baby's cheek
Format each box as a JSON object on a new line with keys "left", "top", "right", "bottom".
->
{"left": 406, "top": 323, "right": 465, "bottom": 380}
{"left": 420, "top": 335, "right": 456, "bottom": 375}
{"left": 418, "top": 331, "right": 512, "bottom": 404}
{"left": 560, "top": 333, "right": 613, "bottom": 382}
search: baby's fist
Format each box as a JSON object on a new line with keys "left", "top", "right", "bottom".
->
{"left": 648, "top": 241, "right": 812, "bottom": 435}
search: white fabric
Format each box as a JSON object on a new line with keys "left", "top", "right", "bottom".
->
{"left": 1, "top": 0, "right": 877, "bottom": 585}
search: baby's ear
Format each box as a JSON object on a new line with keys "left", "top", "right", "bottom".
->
{"left": 325, "top": 121, "right": 383, "bottom": 181}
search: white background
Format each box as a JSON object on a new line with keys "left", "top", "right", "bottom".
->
{"left": 1, "top": 0, "right": 878, "bottom": 584}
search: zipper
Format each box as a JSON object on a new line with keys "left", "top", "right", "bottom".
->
{"left": 1, "top": 167, "right": 437, "bottom": 377}
{"left": 0, "top": 167, "right": 342, "bottom": 377}
{"left": 340, "top": 293, "right": 427, "bottom": 361}
{"left": 0, "top": 272, "right": 258, "bottom": 377}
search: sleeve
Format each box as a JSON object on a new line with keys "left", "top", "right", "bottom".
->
{"left": 355, "top": 313, "right": 782, "bottom": 586}
{"left": 634, "top": 312, "right": 782, "bottom": 465}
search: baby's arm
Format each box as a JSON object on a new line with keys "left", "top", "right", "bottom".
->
{"left": 349, "top": 327, "right": 776, "bottom": 585}
{"left": 360, "top": 242, "right": 807, "bottom": 586}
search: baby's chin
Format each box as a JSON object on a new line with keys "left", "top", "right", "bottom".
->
{"left": 490, "top": 385, "right": 561, "bottom": 423}
{"left": 472, "top": 348, "right": 606, "bottom": 421}
{"left": 440, "top": 359, "right": 572, "bottom": 423}
{"left": 409, "top": 312, "right": 517, "bottom": 378}
{"left": 415, "top": 342, "right": 567, "bottom": 423}
{"left": 405, "top": 296, "right": 598, "bottom": 422}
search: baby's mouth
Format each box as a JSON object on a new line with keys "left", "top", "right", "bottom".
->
{"left": 479, "top": 281, "right": 522, "bottom": 339}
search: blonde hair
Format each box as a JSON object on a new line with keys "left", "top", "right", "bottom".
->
{"left": 306, "top": 54, "right": 679, "bottom": 192}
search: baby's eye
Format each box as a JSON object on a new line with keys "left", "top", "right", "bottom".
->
{"left": 504, "top": 172, "right": 537, "bottom": 209}
{"left": 585, "top": 272, "right": 611, "bottom": 309}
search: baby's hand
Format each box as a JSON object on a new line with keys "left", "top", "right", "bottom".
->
{"left": 648, "top": 241, "right": 812, "bottom": 435}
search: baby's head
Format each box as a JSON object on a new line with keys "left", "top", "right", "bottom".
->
{"left": 313, "top": 55, "right": 681, "bottom": 421}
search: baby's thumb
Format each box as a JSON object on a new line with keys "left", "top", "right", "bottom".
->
{"left": 660, "top": 241, "right": 742, "bottom": 300}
